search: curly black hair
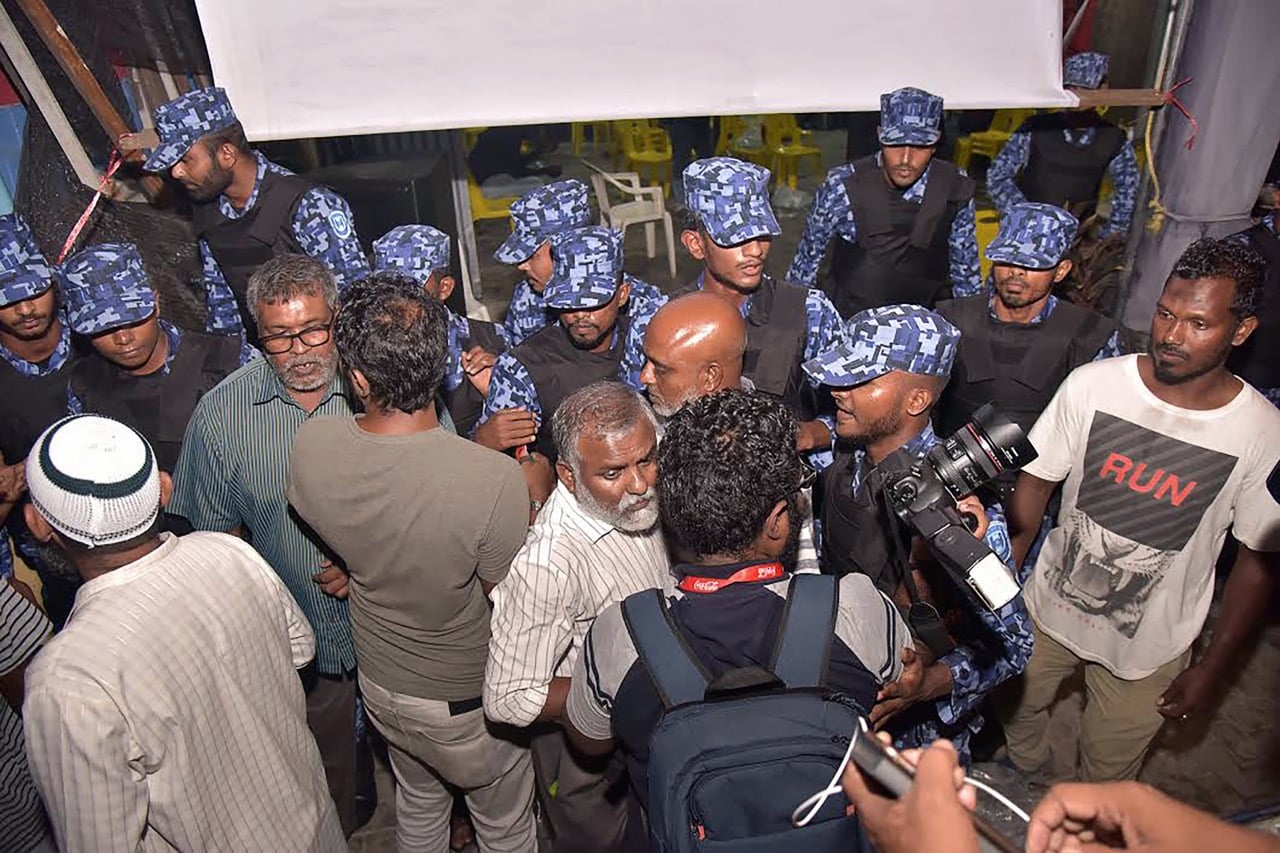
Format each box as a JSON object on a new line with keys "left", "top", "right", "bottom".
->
{"left": 657, "top": 389, "right": 799, "bottom": 560}
{"left": 333, "top": 272, "right": 448, "bottom": 414}
{"left": 1170, "top": 237, "right": 1265, "bottom": 319}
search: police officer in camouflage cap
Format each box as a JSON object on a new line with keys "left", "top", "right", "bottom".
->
{"left": 144, "top": 86, "right": 368, "bottom": 346}
{"left": 805, "top": 303, "right": 1033, "bottom": 765}
{"left": 498, "top": 179, "right": 664, "bottom": 347}
{"left": 676, "top": 156, "right": 846, "bottom": 465}
{"left": 0, "top": 212, "right": 88, "bottom": 620}
{"left": 935, "top": 202, "right": 1117, "bottom": 451}
{"left": 479, "top": 225, "right": 664, "bottom": 463}
{"left": 788, "top": 87, "right": 982, "bottom": 318}
{"left": 58, "top": 242, "right": 247, "bottom": 474}
{"left": 373, "top": 224, "right": 509, "bottom": 436}
{"left": 988, "top": 52, "right": 1139, "bottom": 239}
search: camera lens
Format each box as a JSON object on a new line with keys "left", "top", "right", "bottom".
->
{"left": 926, "top": 403, "right": 1038, "bottom": 500}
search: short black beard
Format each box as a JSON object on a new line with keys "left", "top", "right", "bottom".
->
{"left": 2, "top": 315, "right": 54, "bottom": 342}
{"left": 1148, "top": 338, "right": 1232, "bottom": 386}
{"left": 186, "top": 160, "right": 234, "bottom": 202}
{"left": 779, "top": 495, "right": 803, "bottom": 574}
{"left": 567, "top": 324, "right": 612, "bottom": 352}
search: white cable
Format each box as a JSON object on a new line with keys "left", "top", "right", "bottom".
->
{"left": 790, "top": 727, "right": 1031, "bottom": 828}
{"left": 965, "top": 777, "right": 1031, "bottom": 823}
{"left": 791, "top": 734, "right": 856, "bottom": 827}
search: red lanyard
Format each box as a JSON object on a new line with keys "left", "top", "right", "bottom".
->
{"left": 678, "top": 562, "right": 786, "bottom": 594}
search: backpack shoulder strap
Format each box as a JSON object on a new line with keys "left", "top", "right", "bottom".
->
{"left": 770, "top": 574, "right": 838, "bottom": 689}
{"left": 621, "top": 589, "right": 711, "bottom": 709}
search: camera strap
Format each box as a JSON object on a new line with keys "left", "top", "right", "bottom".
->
{"left": 876, "top": 478, "right": 955, "bottom": 658}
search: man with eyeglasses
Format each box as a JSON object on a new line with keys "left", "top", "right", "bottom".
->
{"left": 673, "top": 157, "right": 846, "bottom": 469}
{"left": 805, "top": 304, "right": 1032, "bottom": 765}
{"left": 169, "top": 253, "right": 363, "bottom": 836}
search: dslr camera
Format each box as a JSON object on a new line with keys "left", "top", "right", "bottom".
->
{"left": 876, "top": 403, "right": 1036, "bottom": 611}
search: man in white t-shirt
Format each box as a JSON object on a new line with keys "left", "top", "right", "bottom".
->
{"left": 1002, "top": 238, "right": 1280, "bottom": 782}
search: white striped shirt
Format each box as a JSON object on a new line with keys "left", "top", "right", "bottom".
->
{"left": 22, "top": 532, "right": 347, "bottom": 853}
{"left": 1, "top": 579, "right": 52, "bottom": 853}
{"left": 485, "top": 482, "right": 670, "bottom": 727}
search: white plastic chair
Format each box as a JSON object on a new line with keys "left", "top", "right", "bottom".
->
{"left": 583, "top": 160, "right": 677, "bottom": 280}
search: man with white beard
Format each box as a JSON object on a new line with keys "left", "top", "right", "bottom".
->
{"left": 485, "top": 381, "right": 669, "bottom": 852}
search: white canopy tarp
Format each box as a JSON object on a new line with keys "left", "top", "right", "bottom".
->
{"left": 193, "top": 0, "right": 1076, "bottom": 141}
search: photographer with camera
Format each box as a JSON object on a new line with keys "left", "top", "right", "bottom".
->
{"left": 806, "top": 304, "right": 1033, "bottom": 763}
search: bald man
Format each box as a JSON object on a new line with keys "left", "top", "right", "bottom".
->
{"left": 641, "top": 292, "right": 820, "bottom": 572}
{"left": 640, "top": 291, "right": 747, "bottom": 417}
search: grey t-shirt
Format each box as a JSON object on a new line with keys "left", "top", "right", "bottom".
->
{"left": 288, "top": 417, "right": 529, "bottom": 700}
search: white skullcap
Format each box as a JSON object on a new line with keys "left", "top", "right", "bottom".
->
{"left": 25, "top": 415, "right": 161, "bottom": 548}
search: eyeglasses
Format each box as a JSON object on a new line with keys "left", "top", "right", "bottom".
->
{"left": 258, "top": 321, "right": 333, "bottom": 355}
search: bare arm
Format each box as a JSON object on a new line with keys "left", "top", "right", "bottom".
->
{"left": 1200, "top": 545, "right": 1275, "bottom": 675}
{"left": 562, "top": 715, "right": 616, "bottom": 757}
{"left": 538, "top": 676, "right": 572, "bottom": 723}
{"left": 1007, "top": 472, "right": 1057, "bottom": 568}
{"left": 1028, "top": 781, "right": 1280, "bottom": 853}
{"left": 0, "top": 652, "right": 33, "bottom": 712}
{"left": 1158, "top": 545, "right": 1277, "bottom": 721}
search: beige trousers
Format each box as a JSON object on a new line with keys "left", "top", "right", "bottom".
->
{"left": 360, "top": 674, "right": 537, "bottom": 853}
{"left": 1001, "top": 620, "right": 1191, "bottom": 782}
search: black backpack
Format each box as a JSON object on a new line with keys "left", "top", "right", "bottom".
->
{"left": 621, "top": 573, "right": 873, "bottom": 853}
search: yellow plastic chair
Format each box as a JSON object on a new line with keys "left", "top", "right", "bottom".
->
{"left": 715, "top": 116, "right": 743, "bottom": 156}
{"left": 615, "top": 120, "right": 673, "bottom": 192}
{"left": 763, "top": 115, "right": 823, "bottom": 189}
{"left": 571, "top": 121, "right": 613, "bottom": 156}
{"left": 717, "top": 116, "right": 769, "bottom": 167}
{"left": 976, "top": 207, "right": 1001, "bottom": 282}
{"left": 953, "top": 109, "right": 1038, "bottom": 172}
{"left": 466, "top": 173, "right": 517, "bottom": 225}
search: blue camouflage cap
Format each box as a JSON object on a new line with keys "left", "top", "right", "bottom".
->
{"left": 494, "top": 179, "right": 592, "bottom": 264}
{"left": 682, "top": 157, "right": 781, "bottom": 246}
{"left": 542, "top": 226, "right": 623, "bottom": 310}
{"left": 1064, "top": 52, "right": 1109, "bottom": 90}
{"left": 985, "top": 203, "right": 1079, "bottom": 270}
{"left": 803, "top": 304, "right": 959, "bottom": 387}
{"left": 59, "top": 243, "right": 157, "bottom": 336}
{"left": 144, "top": 86, "right": 238, "bottom": 173}
{"left": 0, "top": 213, "right": 54, "bottom": 307}
{"left": 878, "top": 87, "right": 944, "bottom": 147}
{"left": 373, "top": 225, "right": 451, "bottom": 283}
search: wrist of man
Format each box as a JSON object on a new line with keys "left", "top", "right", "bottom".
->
{"left": 924, "top": 661, "right": 955, "bottom": 701}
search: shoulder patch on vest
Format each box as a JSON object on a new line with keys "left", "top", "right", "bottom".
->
{"left": 327, "top": 209, "right": 353, "bottom": 240}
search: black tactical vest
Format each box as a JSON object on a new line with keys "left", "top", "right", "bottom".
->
{"left": 674, "top": 276, "right": 816, "bottom": 420}
{"left": 818, "top": 449, "right": 906, "bottom": 596}
{"left": 1016, "top": 114, "right": 1126, "bottom": 220}
{"left": 191, "top": 170, "right": 313, "bottom": 343}
{"left": 515, "top": 317, "right": 630, "bottom": 460}
{"left": 0, "top": 340, "right": 85, "bottom": 465}
{"left": 827, "top": 155, "right": 974, "bottom": 318}
{"left": 0, "top": 337, "right": 88, "bottom": 628}
{"left": 67, "top": 331, "right": 242, "bottom": 472}
{"left": 442, "top": 318, "right": 508, "bottom": 440}
{"left": 935, "top": 296, "right": 1113, "bottom": 439}
{"left": 1229, "top": 222, "right": 1280, "bottom": 388}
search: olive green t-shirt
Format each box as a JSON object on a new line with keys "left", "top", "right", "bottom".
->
{"left": 287, "top": 417, "right": 529, "bottom": 700}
